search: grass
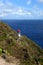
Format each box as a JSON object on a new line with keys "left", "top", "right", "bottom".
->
{"left": 0, "top": 32, "right": 6, "bottom": 41}
{"left": 0, "top": 22, "right": 43, "bottom": 65}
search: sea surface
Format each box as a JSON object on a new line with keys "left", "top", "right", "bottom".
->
{"left": 1, "top": 20, "right": 43, "bottom": 48}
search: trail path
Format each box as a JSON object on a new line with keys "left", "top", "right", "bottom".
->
{"left": 0, "top": 57, "right": 20, "bottom": 65}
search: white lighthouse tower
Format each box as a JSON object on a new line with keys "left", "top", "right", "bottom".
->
{"left": 17, "top": 29, "right": 21, "bottom": 38}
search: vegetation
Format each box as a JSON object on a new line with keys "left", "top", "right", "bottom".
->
{"left": 0, "top": 22, "right": 43, "bottom": 65}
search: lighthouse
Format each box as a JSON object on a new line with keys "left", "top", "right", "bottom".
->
{"left": 17, "top": 29, "right": 21, "bottom": 37}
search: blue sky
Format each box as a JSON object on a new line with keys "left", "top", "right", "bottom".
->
{"left": 0, "top": 0, "right": 43, "bottom": 19}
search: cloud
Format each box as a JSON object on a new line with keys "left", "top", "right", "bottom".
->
{"left": 11, "top": 8, "right": 32, "bottom": 16}
{"left": 0, "top": 13, "right": 8, "bottom": 17}
{"left": 0, "top": 0, "right": 32, "bottom": 18}
{"left": 0, "top": 0, "right": 43, "bottom": 19}
{"left": 0, "top": 0, "right": 32, "bottom": 17}
{"left": 27, "top": 0, "right": 31, "bottom": 5}
{"left": 38, "top": 0, "right": 43, "bottom": 3}
{"left": 5, "top": 0, "right": 13, "bottom": 7}
{"left": 32, "top": 6, "right": 43, "bottom": 17}
{"left": 0, "top": 1, "right": 4, "bottom": 6}
{"left": 38, "top": 11, "right": 43, "bottom": 16}
{"left": 4, "top": 9, "right": 13, "bottom": 13}
{"left": 0, "top": 0, "right": 14, "bottom": 17}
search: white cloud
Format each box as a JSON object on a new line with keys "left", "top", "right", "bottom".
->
{"left": 11, "top": 8, "right": 32, "bottom": 16}
{"left": 32, "top": 6, "right": 43, "bottom": 17}
{"left": 38, "top": 11, "right": 43, "bottom": 16}
{"left": 27, "top": 0, "right": 31, "bottom": 5}
{"left": 27, "top": 12, "right": 32, "bottom": 15}
{"left": 4, "top": 9, "right": 13, "bottom": 12}
{"left": 0, "top": 13, "right": 8, "bottom": 17}
{"left": 0, "top": 1, "right": 14, "bottom": 17}
{"left": 6, "top": 1, "right": 13, "bottom": 6}
{"left": 0, "top": 0, "right": 32, "bottom": 17}
{"left": 0, "top": 0, "right": 43, "bottom": 19}
{"left": 0, "top": 2, "right": 4, "bottom": 6}
{"left": 38, "top": 0, "right": 43, "bottom": 3}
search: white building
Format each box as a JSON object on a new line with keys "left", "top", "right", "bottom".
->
{"left": 18, "top": 33, "right": 21, "bottom": 37}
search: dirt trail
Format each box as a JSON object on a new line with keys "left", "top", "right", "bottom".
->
{"left": 0, "top": 57, "right": 20, "bottom": 65}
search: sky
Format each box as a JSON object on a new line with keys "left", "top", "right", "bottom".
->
{"left": 0, "top": 0, "right": 43, "bottom": 19}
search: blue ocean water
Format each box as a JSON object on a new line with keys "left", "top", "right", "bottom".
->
{"left": 2, "top": 20, "right": 43, "bottom": 48}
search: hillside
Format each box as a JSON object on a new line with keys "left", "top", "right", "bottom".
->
{"left": 0, "top": 22, "right": 43, "bottom": 65}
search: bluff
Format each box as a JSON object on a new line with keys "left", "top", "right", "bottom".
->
{"left": 0, "top": 22, "right": 43, "bottom": 65}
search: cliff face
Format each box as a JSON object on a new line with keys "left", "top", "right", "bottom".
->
{"left": 0, "top": 22, "right": 43, "bottom": 65}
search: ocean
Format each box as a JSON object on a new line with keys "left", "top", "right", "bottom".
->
{"left": 2, "top": 20, "right": 43, "bottom": 48}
